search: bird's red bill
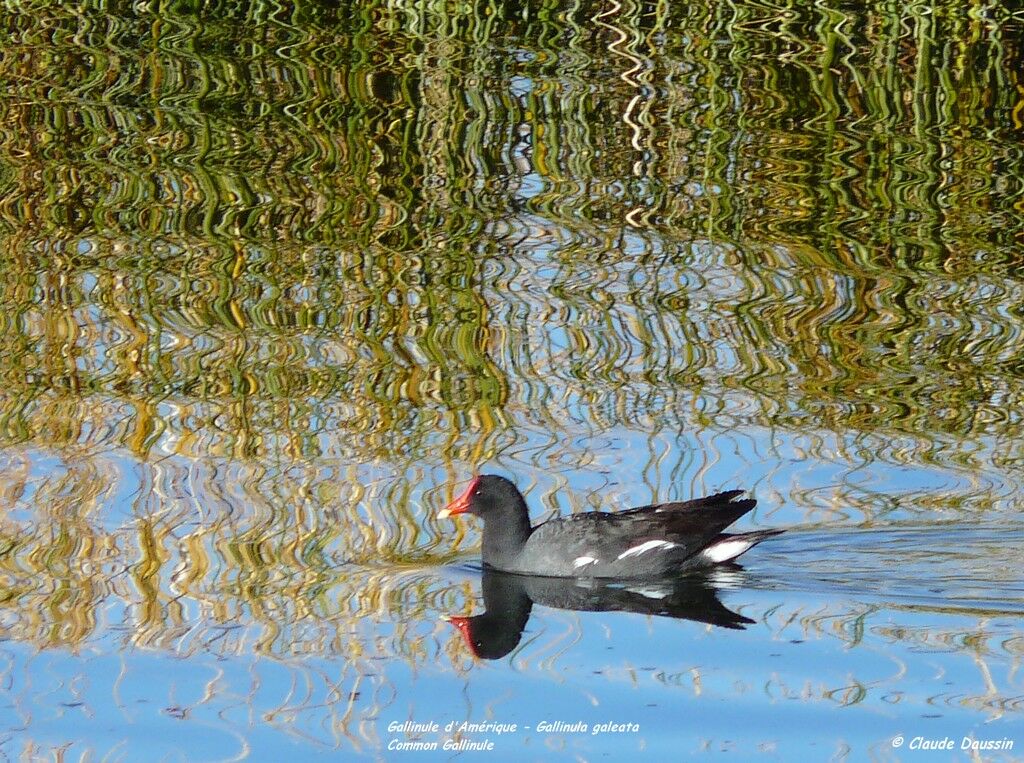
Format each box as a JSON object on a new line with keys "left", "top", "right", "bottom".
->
{"left": 438, "top": 477, "right": 479, "bottom": 519}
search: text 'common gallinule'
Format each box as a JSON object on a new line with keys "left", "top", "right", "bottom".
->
{"left": 438, "top": 475, "right": 780, "bottom": 578}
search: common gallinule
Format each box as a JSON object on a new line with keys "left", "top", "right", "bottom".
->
{"left": 446, "top": 569, "right": 755, "bottom": 659}
{"left": 438, "top": 475, "right": 780, "bottom": 578}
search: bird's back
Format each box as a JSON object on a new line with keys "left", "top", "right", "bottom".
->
{"left": 505, "top": 492, "right": 762, "bottom": 579}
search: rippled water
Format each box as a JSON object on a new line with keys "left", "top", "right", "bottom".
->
{"left": 2, "top": 1, "right": 1024, "bottom": 760}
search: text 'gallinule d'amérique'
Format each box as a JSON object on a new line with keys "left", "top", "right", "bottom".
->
{"left": 438, "top": 474, "right": 780, "bottom": 579}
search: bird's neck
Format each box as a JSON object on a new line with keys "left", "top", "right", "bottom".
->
{"left": 481, "top": 498, "right": 533, "bottom": 569}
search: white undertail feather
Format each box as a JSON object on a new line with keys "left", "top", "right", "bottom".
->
{"left": 617, "top": 540, "right": 678, "bottom": 560}
{"left": 708, "top": 568, "right": 743, "bottom": 589}
{"left": 622, "top": 586, "right": 670, "bottom": 600}
{"left": 700, "top": 538, "right": 755, "bottom": 564}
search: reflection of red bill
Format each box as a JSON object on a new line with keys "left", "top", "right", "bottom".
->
{"left": 441, "top": 615, "right": 478, "bottom": 657}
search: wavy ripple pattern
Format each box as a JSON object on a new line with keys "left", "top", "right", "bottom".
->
{"left": 1, "top": 1, "right": 1024, "bottom": 757}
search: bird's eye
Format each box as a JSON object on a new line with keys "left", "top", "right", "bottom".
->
{"left": 474, "top": 489, "right": 481, "bottom": 496}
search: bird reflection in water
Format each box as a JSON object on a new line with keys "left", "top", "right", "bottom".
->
{"left": 445, "top": 568, "right": 755, "bottom": 659}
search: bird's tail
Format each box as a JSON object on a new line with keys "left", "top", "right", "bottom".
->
{"left": 700, "top": 529, "right": 783, "bottom": 564}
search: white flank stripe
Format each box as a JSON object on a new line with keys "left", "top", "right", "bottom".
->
{"left": 573, "top": 556, "right": 598, "bottom": 569}
{"left": 617, "top": 540, "right": 677, "bottom": 560}
{"left": 701, "top": 538, "right": 754, "bottom": 564}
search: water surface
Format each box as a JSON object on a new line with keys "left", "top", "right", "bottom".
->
{"left": 1, "top": 1, "right": 1023, "bottom": 759}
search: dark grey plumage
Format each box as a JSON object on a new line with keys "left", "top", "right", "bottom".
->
{"left": 440, "top": 475, "right": 780, "bottom": 579}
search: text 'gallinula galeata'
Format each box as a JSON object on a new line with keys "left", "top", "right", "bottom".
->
{"left": 438, "top": 474, "right": 780, "bottom": 578}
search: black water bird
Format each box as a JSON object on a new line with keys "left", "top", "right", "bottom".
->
{"left": 438, "top": 474, "right": 780, "bottom": 578}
